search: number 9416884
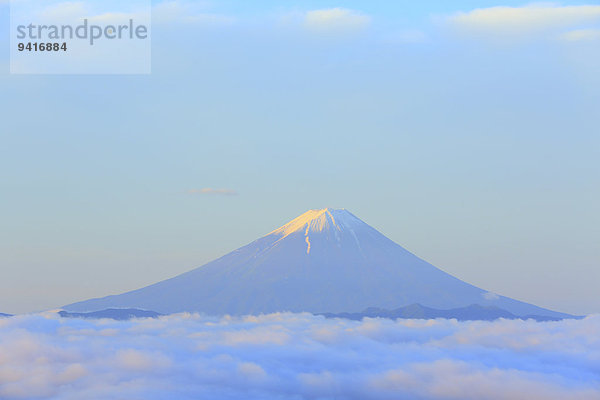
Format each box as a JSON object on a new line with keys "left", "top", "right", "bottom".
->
{"left": 18, "top": 42, "right": 67, "bottom": 52}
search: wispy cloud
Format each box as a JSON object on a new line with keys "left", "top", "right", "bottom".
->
{"left": 153, "top": 1, "right": 234, "bottom": 26}
{"left": 559, "top": 28, "right": 600, "bottom": 42}
{"left": 0, "top": 313, "right": 598, "bottom": 399}
{"left": 278, "top": 7, "right": 372, "bottom": 36}
{"left": 483, "top": 291, "right": 500, "bottom": 301}
{"left": 304, "top": 8, "right": 371, "bottom": 33}
{"left": 188, "top": 188, "right": 238, "bottom": 196}
{"left": 446, "top": 4, "right": 600, "bottom": 41}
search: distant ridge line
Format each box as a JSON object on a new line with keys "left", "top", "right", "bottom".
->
{"left": 319, "top": 303, "right": 580, "bottom": 322}
{"left": 58, "top": 308, "right": 163, "bottom": 320}
{"left": 51, "top": 305, "right": 581, "bottom": 322}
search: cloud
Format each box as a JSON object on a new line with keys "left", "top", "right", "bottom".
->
{"left": 559, "top": 28, "right": 600, "bottom": 42}
{"left": 152, "top": 1, "right": 234, "bottom": 26}
{"left": 114, "top": 349, "right": 172, "bottom": 372}
{"left": 369, "top": 359, "right": 599, "bottom": 400}
{"left": 303, "top": 8, "right": 371, "bottom": 34}
{"left": 483, "top": 291, "right": 500, "bottom": 301}
{"left": 188, "top": 188, "right": 238, "bottom": 196}
{"left": 11, "top": 0, "right": 151, "bottom": 26}
{"left": 446, "top": 4, "right": 600, "bottom": 40}
{"left": 0, "top": 313, "right": 599, "bottom": 399}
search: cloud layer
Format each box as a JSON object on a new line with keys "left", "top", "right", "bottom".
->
{"left": 1, "top": 313, "right": 599, "bottom": 399}
{"left": 446, "top": 4, "right": 600, "bottom": 41}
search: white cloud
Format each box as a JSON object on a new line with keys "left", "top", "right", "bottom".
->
{"left": 370, "top": 359, "right": 599, "bottom": 400}
{"left": 188, "top": 188, "right": 238, "bottom": 196}
{"left": 446, "top": 4, "right": 600, "bottom": 40}
{"left": 0, "top": 313, "right": 599, "bottom": 399}
{"left": 114, "top": 349, "right": 172, "bottom": 372}
{"left": 303, "top": 8, "right": 371, "bottom": 34}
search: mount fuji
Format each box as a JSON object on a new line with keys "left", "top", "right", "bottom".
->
{"left": 64, "top": 208, "right": 570, "bottom": 318}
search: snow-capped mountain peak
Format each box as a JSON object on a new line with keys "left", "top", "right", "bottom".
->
{"left": 266, "top": 208, "right": 365, "bottom": 254}
{"left": 269, "top": 208, "right": 361, "bottom": 238}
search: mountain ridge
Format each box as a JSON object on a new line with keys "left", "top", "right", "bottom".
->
{"left": 58, "top": 308, "right": 163, "bottom": 320}
{"left": 51, "top": 304, "right": 579, "bottom": 321}
{"left": 320, "top": 303, "right": 575, "bottom": 322}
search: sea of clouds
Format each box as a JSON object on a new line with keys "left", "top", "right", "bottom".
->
{"left": 0, "top": 312, "right": 599, "bottom": 400}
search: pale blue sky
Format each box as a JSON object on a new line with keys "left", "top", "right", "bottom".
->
{"left": 1, "top": 1, "right": 599, "bottom": 314}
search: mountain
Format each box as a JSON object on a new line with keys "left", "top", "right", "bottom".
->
{"left": 58, "top": 308, "right": 162, "bottom": 320}
{"left": 320, "top": 304, "right": 566, "bottom": 322}
{"left": 65, "top": 208, "right": 571, "bottom": 318}
{"left": 0, "top": 313, "right": 12, "bottom": 318}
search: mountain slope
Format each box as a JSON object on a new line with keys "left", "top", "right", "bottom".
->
{"left": 65, "top": 208, "right": 570, "bottom": 318}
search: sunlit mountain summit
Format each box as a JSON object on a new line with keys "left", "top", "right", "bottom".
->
{"left": 65, "top": 208, "right": 569, "bottom": 318}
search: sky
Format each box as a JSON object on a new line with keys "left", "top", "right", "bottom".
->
{"left": 0, "top": 0, "right": 599, "bottom": 315}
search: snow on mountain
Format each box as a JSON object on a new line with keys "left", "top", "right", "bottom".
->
{"left": 64, "top": 208, "right": 570, "bottom": 318}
